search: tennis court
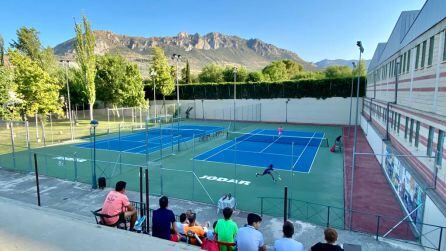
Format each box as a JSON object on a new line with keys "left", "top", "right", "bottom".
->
{"left": 193, "top": 129, "right": 328, "bottom": 173}
{"left": 76, "top": 124, "right": 225, "bottom": 154}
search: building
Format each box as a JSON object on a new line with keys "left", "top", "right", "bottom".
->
{"left": 364, "top": 0, "right": 446, "bottom": 248}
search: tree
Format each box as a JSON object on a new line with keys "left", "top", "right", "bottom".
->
{"left": 262, "top": 61, "right": 288, "bottom": 81}
{"left": 10, "top": 27, "right": 41, "bottom": 61}
{"left": 95, "top": 54, "right": 145, "bottom": 108}
{"left": 198, "top": 64, "right": 224, "bottom": 83}
{"left": 0, "top": 66, "right": 22, "bottom": 120}
{"left": 0, "top": 35, "right": 4, "bottom": 66}
{"left": 75, "top": 16, "right": 96, "bottom": 120}
{"left": 181, "top": 60, "right": 191, "bottom": 84}
{"left": 292, "top": 71, "right": 325, "bottom": 80}
{"left": 223, "top": 66, "right": 248, "bottom": 82}
{"left": 246, "top": 71, "right": 263, "bottom": 82}
{"left": 282, "top": 59, "right": 303, "bottom": 77}
{"left": 150, "top": 47, "right": 174, "bottom": 101}
{"left": 353, "top": 60, "right": 366, "bottom": 76}
{"left": 8, "top": 50, "right": 62, "bottom": 118}
{"left": 324, "top": 65, "right": 352, "bottom": 78}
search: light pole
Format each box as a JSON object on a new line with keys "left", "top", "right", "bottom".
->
{"left": 60, "top": 59, "right": 73, "bottom": 140}
{"left": 348, "top": 62, "right": 356, "bottom": 137}
{"left": 150, "top": 69, "right": 157, "bottom": 119}
{"left": 349, "top": 41, "right": 364, "bottom": 230}
{"left": 90, "top": 119, "right": 98, "bottom": 189}
{"left": 233, "top": 66, "right": 238, "bottom": 130}
{"left": 172, "top": 54, "right": 182, "bottom": 117}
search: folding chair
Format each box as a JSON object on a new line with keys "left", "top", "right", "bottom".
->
{"left": 91, "top": 208, "right": 127, "bottom": 230}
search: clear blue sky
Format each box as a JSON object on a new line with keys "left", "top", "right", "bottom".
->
{"left": 1, "top": 0, "right": 425, "bottom": 62}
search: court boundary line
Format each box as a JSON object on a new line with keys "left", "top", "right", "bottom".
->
{"left": 192, "top": 158, "right": 311, "bottom": 174}
{"left": 291, "top": 132, "right": 316, "bottom": 173}
{"left": 199, "top": 129, "right": 264, "bottom": 161}
{"left": 308, "top": 132, "right": 325, "bottom": 174}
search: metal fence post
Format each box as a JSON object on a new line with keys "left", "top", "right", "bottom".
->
{"left": 260, "top": 198, "right": 264, "bottom": 217}
{"left": 139, "top": 167, "right": 143, "bottom": 216}
{"left": 376, "top": 215, "right": 381, "bottom": 240}
{"left": 10, "top": 122, "right": 16, "bottom": 170}
{"left": 284, "top": 187, "right": 288, "bottom": 222}
{"left": 34, "top": 153, "right": 41, "bottom": 206}
{"left": 327, "top": 206, "right": 331, "bottom": 227}
{"left": 25, "top": 121, "right": 32, "bottom": 171}
{"left": 73, "top": 152, "right": 78, "bottom": 182}
{"left": 145, "top": 168, "right": 150, "bottom": 234}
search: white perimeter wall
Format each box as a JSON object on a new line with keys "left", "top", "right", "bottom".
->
{"left": 361, "top": 114, "right": 446, "bottom": 249}
{"left": 165, "top": 97, "right": 362, "bottom": 125}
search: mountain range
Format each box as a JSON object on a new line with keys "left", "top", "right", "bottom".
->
{"left": 54, "top": 30, "right": 317, "bottom": 75}
{"left": 54, "top": 30, "right": 369, "bottom": 76}
{"left": 314, "top": 59, "right": 371, "bottom": 69}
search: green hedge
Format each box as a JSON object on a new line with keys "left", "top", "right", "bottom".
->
{"left": 144, "top": 77, "right": 366, "bottom": 100}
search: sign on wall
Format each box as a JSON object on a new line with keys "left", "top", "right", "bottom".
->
{"left": 383, "top": 144, "right": 425, "bottom": 233}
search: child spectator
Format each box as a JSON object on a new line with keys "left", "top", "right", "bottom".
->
{"left": 184, "top": 212, "right": 206, "bottom": 245}
{"left": 273, "top": 221, "right": 304, "bottom": 251}
{"left": 214, "top": 207, "right": 238, "bottom": 250}
{"left": 235, "top": 213, "right": 266, "bottom": 251}
{"left": 311, "top": 228, "right": 343, "bottom": 251}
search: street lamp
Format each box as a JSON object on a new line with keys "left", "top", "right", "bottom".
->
{"left": 90, "top": 119, "right": 98, "bottom": 189}
{"left": 348, "top": 62, "right": 356, "bottom": 137}
{"left": 233, "top": 66, "right": 238, "bottom": 130}
{"left": 60, "top": 59, "right": 73, "bottom": 140}
{"left": 150, "top": 69, "right": 157, "bottom": 119}
{"left": 349, "top": 41, "right": 364, "bottom": 230}
{"left": 171, "top": 53, "right": 182, "bottom": 107}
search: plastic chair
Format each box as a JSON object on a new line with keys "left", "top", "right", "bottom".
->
{"left": 91, "top": 208, "right": 127, "bottom": 230}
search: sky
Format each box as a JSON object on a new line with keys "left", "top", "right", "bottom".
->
{"left": 0, "top": 0, "right": 426, "bottom": 62}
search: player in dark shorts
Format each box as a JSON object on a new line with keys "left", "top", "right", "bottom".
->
{"left": 256, "top": 164, "right": 277, "bottom": 182}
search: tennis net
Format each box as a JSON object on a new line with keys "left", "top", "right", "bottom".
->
{"left": 226, "top": 131, "right": 329, "bottom": 147}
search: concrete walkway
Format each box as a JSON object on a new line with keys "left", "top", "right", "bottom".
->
{"left": 0, "top": 168, "right": 424, "bottom": 251}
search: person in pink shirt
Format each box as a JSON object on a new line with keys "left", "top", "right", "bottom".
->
{"left": 101, "top": 181, "right": 137, "bottom": 230}
{"left": 278, "top": 126, "right": 283, "bottom": 136}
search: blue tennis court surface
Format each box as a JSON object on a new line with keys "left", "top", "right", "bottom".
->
{"left": 193, "top": 129, "right": 326, "bottom": 173}
{"left": 76, "top": 125, "right": 225, "bottom": 154}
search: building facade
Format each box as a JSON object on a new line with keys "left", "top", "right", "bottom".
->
{"left": 365, "top": 0, "right": 446, "bottom": 248}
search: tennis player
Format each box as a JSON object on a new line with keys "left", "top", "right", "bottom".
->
{"left": 256, "top": 164, "right": 277, "bottom": 182}
{"left": 278, "top": 126, "right": 283, "bottom": 136}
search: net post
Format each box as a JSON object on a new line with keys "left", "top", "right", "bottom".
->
{"left": 291, "top": 142, "right": 295, "bottom": 176}
{"left": 34, "top": 153, "right": 41, "bottom": 207}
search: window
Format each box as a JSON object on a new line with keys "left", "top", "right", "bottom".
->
{"left": 415, "top": 44, "right": 420, "bottom": 69}
{"left": 436, "top": 130, "right": 445, "bottom": 166}
{"left": 443, "top": 31, "right": 446, "bottom": 61}
{"left": 399, "top": 56, "right": 403, "bottom": 74}
{"left": 409, "top": 119, "right": 414, "bottom": 143}
{"left": 406, "top": 50, "right": 411, "bottom": 72}
{"left": 428, "top": 36, "right": 434, "bottom": 66}
{"left": 405, "top": 117, "right": 409, "bottom": 139}
{"left": 415, "top": 121, "right": 420, "bottom": 148}
{"left": 427, "top": 126, "right": 434, "bottom": 157}
{"left": 421, "top": 40, "right": 427, "bottom": 68}
{"left": 402, "top": 52, "right": 407, "bottom": 73}
{"left": 397, "top": 114, "right": 401, "bottom": 133}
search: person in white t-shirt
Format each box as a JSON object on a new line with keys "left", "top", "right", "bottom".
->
{"left": 274, "top": 221, "right": 304, "bottom": 251}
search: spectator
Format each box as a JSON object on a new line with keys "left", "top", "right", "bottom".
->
{"left": 206, "top": 221, "right": 218, "bottom": 241}
{"left": 311, "top": 228, "right": 343, "bottom": 251}
{"left": 235, "top": 213, "right": 266, "bottom": 251}
{"left": 215, "top": 207, "right": 238, "bottom": 250}
{"left": 273, "top": 221, "right": 304, "bottom": 251}
{"left": 101, "top": 181, "right": 137, "bottom": 230}
{"left": 184, "top": 212, "right": 206, "bottom": 245}
{"left": 152, "top": 196, "right": 177, "bottom": 240}
{"left": 174, "top": 213, "right": 188, "bottom": 235}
